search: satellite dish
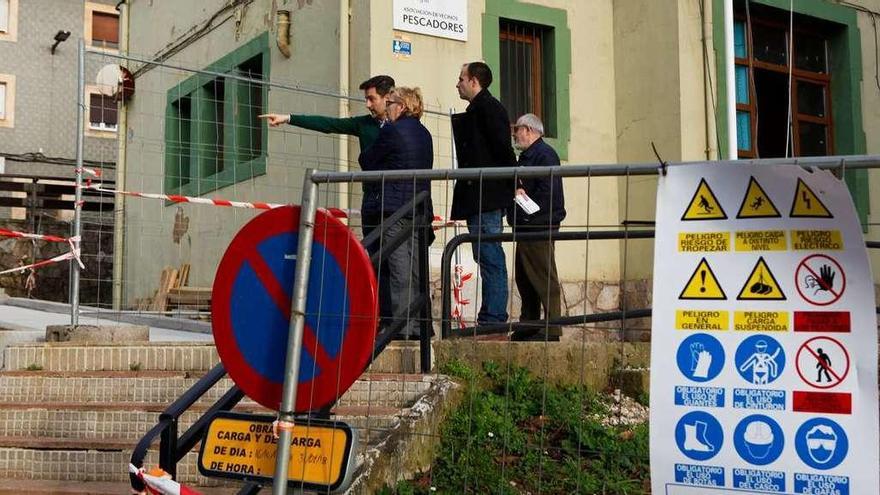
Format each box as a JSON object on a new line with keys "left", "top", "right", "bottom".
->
{"left": 95, "top": 64, "right": 136, "bottom": 101}
{"left": 96, "top": 64, "right": 122, "bottom": 96}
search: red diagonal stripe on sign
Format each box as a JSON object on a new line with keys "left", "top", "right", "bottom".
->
{"left": 245, "top": 253, "right": 334, "bottom": 374}
{"left": 802, "top": 263, "right": 841, "bottom": 298}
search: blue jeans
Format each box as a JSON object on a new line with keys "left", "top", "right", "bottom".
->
{"left": 467, "top": 209, "right": 509, "bottom": 323}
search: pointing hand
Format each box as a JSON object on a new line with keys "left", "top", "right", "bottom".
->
{"left": 258, "top": 113, "right": 290, "bottom": 127}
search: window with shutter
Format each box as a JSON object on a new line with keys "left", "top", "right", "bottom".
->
{"left": 89, "top": 93, "right": 117, "bottom": 131}
{"left": 92, "top": 11, "right": 119, "bottom": 48}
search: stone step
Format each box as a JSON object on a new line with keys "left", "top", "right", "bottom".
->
{"left": 0, "top": 479, "right": 241, "bottom": 495}
{"left": 0, "top": 403, "right": 403, "bottom": 445}
{"left": 0, "top": 371, "right": 433, "bottom": 409}
{"left": 3, "top": 341, "right": 426, "bottom": 374}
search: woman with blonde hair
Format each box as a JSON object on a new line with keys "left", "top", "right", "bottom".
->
{"left": 359, "top": 87, "right": 434, "bottom": 340}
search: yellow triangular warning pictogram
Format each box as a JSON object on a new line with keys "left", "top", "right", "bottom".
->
{"left": 790, "top": 178, "right": 832, "bottom": 218}
{"left": 737, "top": 256, "right": 786, "bottom": 300}
{"left": 682, "top": 178, "right": 728, "bottom": 221}
{"left": 737, "top": 177, "right": 781, "bottom": 218}
{"left": 679, "top": 258, "right": 727, "bottom": 300}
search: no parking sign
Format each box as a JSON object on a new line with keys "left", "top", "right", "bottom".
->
{"left": 212, "top": 206, "right": 378, "bottom": 412}
{"left": 651, "top": 165, "right": 879, "bottom": 495}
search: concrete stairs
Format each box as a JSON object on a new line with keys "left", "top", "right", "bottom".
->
{"left": 0, "top": 341, "right": 451, "bottom": 493}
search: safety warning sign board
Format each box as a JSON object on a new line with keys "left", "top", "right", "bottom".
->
{"left": 650, "top": 164, "right": 878, "bottom": 495}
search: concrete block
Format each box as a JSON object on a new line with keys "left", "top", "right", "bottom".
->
{"left": 0, "top": 331, "right": 45, "bottom": 369}
{"left": 45, "top": 325, "right": 149, "bottom": 343}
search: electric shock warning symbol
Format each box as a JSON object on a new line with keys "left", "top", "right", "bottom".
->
{"left": 795, "top": 254, "right": 846, "bottom": 306}
{"left": 679, "top": 258, "right": 727, "bottom": 300}
{"left": 682, "top": 179, "right": 728, "bottom": 221}
{"left": 795, "top": 336, "right": 850, "bottom": 389}
{"left": 737, "top": 257, "right": 786, "bottom": 300}
{"left": 737, "top": 177, "right": 781, "bottom": 219}
{"left": 790, "top": 178, "right": 833, "bottom": 218}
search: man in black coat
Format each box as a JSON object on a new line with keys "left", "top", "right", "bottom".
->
{"left": 507, "top": 114, "right": 566, "bottom": 341}
{"left": 451, "top": 62, "right": 516, "bottom": 324}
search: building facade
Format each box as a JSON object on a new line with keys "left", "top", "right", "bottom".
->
{"left": 119, "top": 0, "right": 880, "bottom": 313}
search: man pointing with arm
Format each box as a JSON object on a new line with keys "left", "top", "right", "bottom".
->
{"left": 258, "top": 75, "right": 395, "bottom": 152}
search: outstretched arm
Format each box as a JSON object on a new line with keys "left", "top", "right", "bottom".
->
{"left": 259, "top": 113, "right": 363, "bottom": 135}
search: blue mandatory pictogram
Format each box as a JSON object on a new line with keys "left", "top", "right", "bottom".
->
{"left": 736, "top": 335, "right": 785, "bottom": 385}
{"left": 676, "top": 333, "right": 725, "bottom": 382}
{"left": 675, "top": 411, "right": 724, "bottom": 461}
{"left": 795, "top": 418, "right": 849, "bottom": 470}
{"left": 734, "top": 414, "right": 785, "bottom": 465}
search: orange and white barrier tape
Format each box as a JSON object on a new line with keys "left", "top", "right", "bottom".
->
{"left": 129, "top": 463, "right": 203, "bottom": 495}
{"left": 77, "top": 167, "right": 103, "bottom": 179}
{"left": 0, "top": 237, "right": 83, "bottom": 276}
{"left": 0, "top": 228, "right": 70, "bottom": 243}
{"left": 85, "top": 183, "right": 353, "bottom": 219}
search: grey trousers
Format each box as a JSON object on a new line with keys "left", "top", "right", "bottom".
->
{"left": 363, "top": 216, "right": 420, "bottom": 337}
{"left": 514, "top": 239, "right": 562, "bottom": 337}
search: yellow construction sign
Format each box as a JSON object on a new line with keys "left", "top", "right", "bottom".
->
{"left": 681, "top": 178, "right": 727, "bottom": 221}
{"left": 737, "top": 256, "right": 786, "bottom": 300}
{"left": 198, "top": 412, "right": 355, "bottom": 491}
{"left": 679, "top": 258, "right": 727, "bottom": 300}
{"left": 790, "top": 178, "right": 832, "bottom": 218}
{"left": 737, "top": 177, "right": 781, "bottom": 218}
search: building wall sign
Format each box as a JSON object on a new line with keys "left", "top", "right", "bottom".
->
{"left": 393, "top": 0, "right": 467, "bottom": 42}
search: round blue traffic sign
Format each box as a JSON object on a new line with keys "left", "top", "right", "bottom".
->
{"left": 676, "top": 333, "right": 725, "bottom": 382}
{"left": 734, "top": 414, "right": 784, "bottom": 465}
{"left": 212, "top": 206, "right": 378, "bottom": 411}
{"left": 675, "top": 410, "right": 724, "bottom": 461}
{"left": 795, "top": 418, "right": 849, "bottom": 470}
{"left": 735, "top": 335, "right": 785, "bottom": 385}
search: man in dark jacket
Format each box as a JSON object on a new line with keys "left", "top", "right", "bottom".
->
{"left": 507, "top": 114, "right": 565, "bottom": 342}
{"left": 451, "top": 62, "right": 516, "bottom": 324}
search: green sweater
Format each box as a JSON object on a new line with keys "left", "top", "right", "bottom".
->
{"left": 288, "top": 114, "right": 381, "bottom": 151}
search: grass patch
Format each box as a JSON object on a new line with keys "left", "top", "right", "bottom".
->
{"left": 381, "top": 360, "right": 650, "bottom": 494}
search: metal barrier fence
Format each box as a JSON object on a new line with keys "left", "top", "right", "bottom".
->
{"left": 51, "top": 44, "right": 880, "bottom": 494}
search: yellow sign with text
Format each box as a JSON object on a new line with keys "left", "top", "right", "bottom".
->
{"left": 678, "top": 232, "right": 730, "bottom": 252}
{"left": 676, "top": 310, "right": 729, "bottom": 331}
{"left": 733, "top": 311, "right": 789, "bottom": 332}
{"left": 198, "top": 413, "right": 354, "bottom": 491}
{"left": 734, "top": 230, "right": 787, "bottom": 252}
{"left": 791, "top": 230, "right": 844, "bottom": 251}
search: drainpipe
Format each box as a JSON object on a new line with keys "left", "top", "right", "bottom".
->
{"left": 701, "top": 0, "right": 718, "bottom": 160}
{"left": 112, "top": 0, "right": 130, "bottom": 310}
{"left": 723, "top": 0, "right": 737, "bottom": 160}
{"left": 338, "top": 0, "right": 350, "bottom": 211}
{"left": 276, "top": 10, "right": 291, "bottom": 58}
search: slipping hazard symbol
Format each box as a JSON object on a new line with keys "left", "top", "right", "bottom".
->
{"left": 790, "top": 178, "right": 832, "bottom": 218}
{"left": 680, "top": 258, "right": 727, "bottom": 300}
{"left": 681, "top": 179, "right": 727, "bottom": 221}
{"left": 738, "top": 256, "right": 786, "bottom": 300}
{"left": 737, "top": 177, "right": 781, "bottom": 219}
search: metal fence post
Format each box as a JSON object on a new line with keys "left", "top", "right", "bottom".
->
{"left": 272, "top": 170, "right": 319, "bottom": 495}
{"left": 71, "top": 38, "right": 85, "bottom": 326}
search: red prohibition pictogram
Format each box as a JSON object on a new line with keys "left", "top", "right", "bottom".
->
{"left": 795, "top": 336, "right": 850, "bottom": 389}
{"left": 795, "top": 254, "right": 846, "bottom": 306}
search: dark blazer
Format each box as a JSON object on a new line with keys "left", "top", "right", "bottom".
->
{"left": 450, "top": 89, "right": 517, "bottom": 220}
{"left": 358, "top": 116, "right": 433, "bottom": 217}
{"left": 507, "top": 138, "right": 566, "bottom": 232}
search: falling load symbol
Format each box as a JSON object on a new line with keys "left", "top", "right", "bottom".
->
{"left": 750, "top": 267, "right": 774, "bottom": 295}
